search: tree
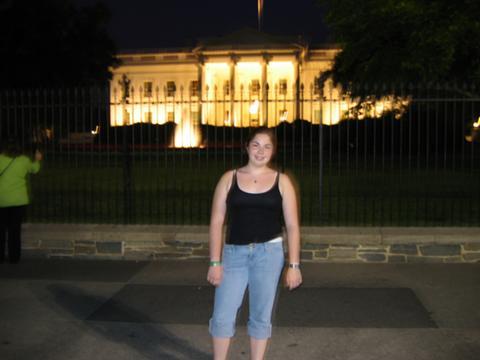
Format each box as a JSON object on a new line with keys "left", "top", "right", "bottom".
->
{"left": 0, "top": 0, "right": 119, "bottom": 87}
{"left": 318, "top": 0, "right": 480, "bottom": 98}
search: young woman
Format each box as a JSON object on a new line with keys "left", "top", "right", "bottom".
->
{"left": 207, "top": 127, "right": 302, "bottom": 360}
{"left": 0, "top": 139, "right": 42, "bottom": 264}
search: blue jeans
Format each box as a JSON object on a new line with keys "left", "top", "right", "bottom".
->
{"left": 209, "top": 241, "right": 285, "bottom": 339}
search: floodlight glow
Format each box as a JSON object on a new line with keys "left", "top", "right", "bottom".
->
{"left": 474, "top": 117, "right": 480, "bottom": 128}
{"left": 249, "top": 100, "right": 260, "bottom": 114}
{"left": 172, "top": 116, "right": 201, "bottom": 148}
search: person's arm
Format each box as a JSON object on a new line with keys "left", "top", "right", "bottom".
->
{"left": 280, "top": 173, "right": 302, "bottom": 290}
{"left": 207, "top": 170, "right": 233, "bottom": 286}
{"left": 30, "top": 150, "right": 42, "bottom": 174}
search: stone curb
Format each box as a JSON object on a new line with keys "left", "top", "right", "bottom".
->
{"left": 21, "top": 224, "right": 480, "bottom": 263}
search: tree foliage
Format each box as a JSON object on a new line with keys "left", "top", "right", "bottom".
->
{"left": 319, "top": 0, "right": 480, "bottom": 98}
{"left": 0, "top": 0, "right": 119, "bottom": 87}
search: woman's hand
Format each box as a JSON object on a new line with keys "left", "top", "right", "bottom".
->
{"left": 207, "top": 265, "right": 223, "bottom": 287}
{"left": 34, "top": 150, "right": 43, "bottom": 161}
{"left": 285, "top": 268, "right": 302, "bottom": 290}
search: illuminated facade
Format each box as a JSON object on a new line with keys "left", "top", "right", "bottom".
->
{"left": 110, "top": 29, "right": 401, "bottom": 147}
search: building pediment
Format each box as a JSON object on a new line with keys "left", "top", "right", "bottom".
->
{"left": 194, "top": 27, "right": 304, "bottom": 52}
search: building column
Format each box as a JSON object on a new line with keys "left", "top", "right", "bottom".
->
{"left": 197, "top": 54, "right": 205, "bottom": 124}
{"left": 229, "top": 54, "right": 238, "bottom": 126}
{"left": 294, "top": 52, "right": 301, "bottom": 121}
{"left": 261, "top": 53, "right": 271, "bottom": 126}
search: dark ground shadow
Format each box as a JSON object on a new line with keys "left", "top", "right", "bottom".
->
{"left": 272, "top": 287, "right": 437, "bottom": 328}
{"left": 46, "top": 284, "right": 210, "bottom": 360}
{"left": 0, "top": 259, "right": 148, "bottom": 282}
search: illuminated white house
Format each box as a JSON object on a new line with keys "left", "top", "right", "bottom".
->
{"left": 110, "top": 29, "right": 401, "bottom": 147}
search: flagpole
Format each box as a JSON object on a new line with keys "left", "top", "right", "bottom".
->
{"left": 258, "top": 0, "right": 263, "bottom": 31}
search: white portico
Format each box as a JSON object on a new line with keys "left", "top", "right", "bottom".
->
{"left": 109, "top": 29, "right": 400, "bottom": 147}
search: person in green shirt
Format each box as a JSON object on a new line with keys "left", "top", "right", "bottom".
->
{"left": 0, "top": 139, "right": 42, "bottom": 264}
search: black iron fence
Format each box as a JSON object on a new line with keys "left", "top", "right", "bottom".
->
{"left": 0, "top": 84, "right": 479, "bottom": 226}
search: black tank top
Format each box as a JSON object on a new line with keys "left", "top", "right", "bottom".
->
{"left": 226, "top": 170, "right": 283, "bottom": 245}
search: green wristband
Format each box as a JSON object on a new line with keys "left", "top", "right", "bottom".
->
{"left": 209, "top": 261, "right": 222, "bottom": 267}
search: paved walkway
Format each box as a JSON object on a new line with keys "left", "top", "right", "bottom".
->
{"left": 1, "top": 259, "right": 479, "bottom": 359}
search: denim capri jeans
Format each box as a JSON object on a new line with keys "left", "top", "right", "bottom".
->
{"left": 209, "top": 240, "right": 285, "bottom": 339}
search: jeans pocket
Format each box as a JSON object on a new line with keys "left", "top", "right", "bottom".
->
{"left": 266, "top": 242, "right": 284, "bottom": 254}
{"left": 223, "top": 244, "right": 234, "bottom": 255}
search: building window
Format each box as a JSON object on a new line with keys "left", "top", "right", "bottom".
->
{"left": 314, "top": 109, "right": 322, "bottom": 123}
{"left": 279, "top": 109, "right": 288, "bottom": 122}
{"left": 144, "top": 111, "right": 152, "bottom": 122}
{"left": 250, "top": 79, "right": 260, "bottom": 96}
{"left": 279, "top": 79, "right": 287, "bottom": 95}
{"left": 144, "top": 81, "right": 153, "bottom": 97}
{"left": 224, "top": 80, "right": 230, "bottom": 96}
{"left": 167, "top": 111, "right": 175, "bottom": 122}
{"left": 166, "top": 81, "right": 176, "bottom": 97}
{"left": 190, "top": 80, "right": 199, "bottom": 97}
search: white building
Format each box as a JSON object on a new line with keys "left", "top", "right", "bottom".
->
{"left": 110, "top": 29, "right": 397, "bottom": 147}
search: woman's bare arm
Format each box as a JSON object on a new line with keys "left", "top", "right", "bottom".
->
{"left": 280, "top": 173, "right": 302, "bottom": 290}
{"left": 207, "top": 170, "right": 233, "bottom": 286}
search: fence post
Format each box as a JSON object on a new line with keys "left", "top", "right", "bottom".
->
{"left": 119, "top": 74, "right": 133, "bottom": 224}
{"left": 318, "top": 91, "right": 324, "bottom": 224}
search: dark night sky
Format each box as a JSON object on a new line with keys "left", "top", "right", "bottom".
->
{"left": 73, "top": 0, "right": 330, "bottom": 50}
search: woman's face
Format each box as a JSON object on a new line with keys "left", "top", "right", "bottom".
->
{"left": 246, "top": 133, "right": 274, "bottom": 167}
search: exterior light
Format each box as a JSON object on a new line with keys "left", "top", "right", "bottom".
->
{"left": 473, "top": 117, "right": 480, "bottom": 128}
{"left": 249, "top": 100, "right": 260, "bottom": 114}
{"left": 172, "top": 117, "right": 201, "bottom": 148}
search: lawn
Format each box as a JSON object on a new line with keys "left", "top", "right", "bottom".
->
{"left": 28, "top": 150, "right": 480, "bottom": 226}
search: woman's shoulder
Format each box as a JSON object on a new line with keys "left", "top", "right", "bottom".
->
{"left": 0, "top": 153, "right": 29, "bottom": 162}
{"left": 222, "top": 169, "right": 236, "bottom": 178}
{"left": 218, "top": 169, "right": 236, "bottom": 185}
{"left": 14, "top": 155, "right": 33, "bottom": 163}
{"left": 278, "top": 171, "right": 290, "bottom": 181}
{"left": 278, "top": 172, "right": 296, "bottom": 194}
{"left": 216, "top": 169, "right": 236, "bottom": 193}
